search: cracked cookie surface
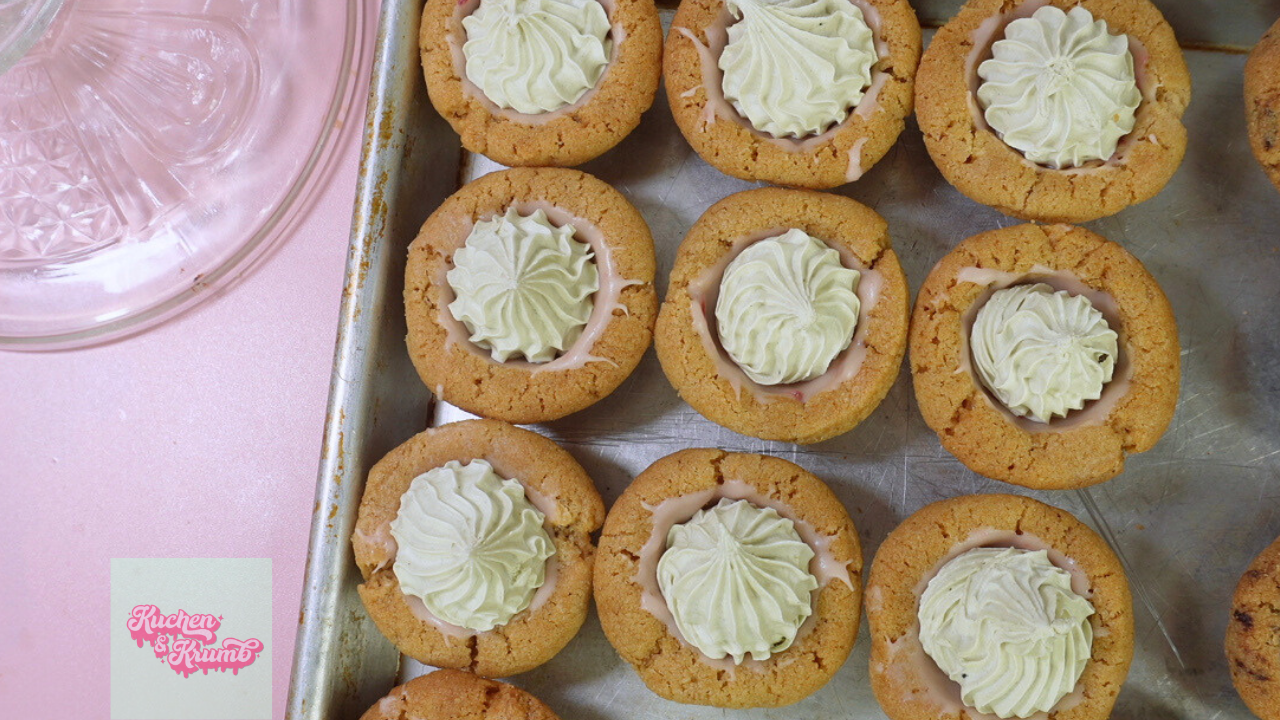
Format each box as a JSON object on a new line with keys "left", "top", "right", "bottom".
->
{"left": 353, "top": 419, "right": 605, "bottom": 677}
{"left": 594, "top": 448, "right": 862, "bottom": 707}
{"left": 406, "top": 167, "right": 657, "bottom": 424}
{"left": 420, "top": 0, "right": 662, "bottom": 167}
{"left": 1227, "top": 534, "right": 1280, "bottom": 720}
{"left": 915, "top": 0, "right": 1190, "bottom": 223}
{"left": 1247, "top": 17, "right": 1280, "bottom": 195}
{"left": 866, "top": 493, "right": 1133, "bottom": 720}
{"left": 664, "top": 0, "right": 920, "bottom": 188}
{"left": 654, "top": 187, "right": 909, "bottom": 444}
{"left": 909, "top": 223, "right": 1179, "bottom": 490}
{"left": 358, "top": 669, "right": 561, "bottom": 720}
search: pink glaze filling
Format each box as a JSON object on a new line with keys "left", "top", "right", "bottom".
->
{"left": 953, "top": 265, "right": 1133, "bottom": 433}
{"left": 877, "top": 528, "right": 1094, "bottom": 720}
{"left": 964, "top": 0, "right": 1160, "bottom": 172}
{"left": 687, "top": 228, "right": 885, "bottom": 405}
{"left": 437, "top": 200, "right": 645, "bottom": 374}
{"left": 446, "top": 0, "right": 623, "bottom": 125}
{"left": 634, "top": 479, "right": 854, "bottom": 672}
{"left": 673, "top": 0, "right": 891, "bottom": 171}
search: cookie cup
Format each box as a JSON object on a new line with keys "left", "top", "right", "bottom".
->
{"left": 910, "top": 223, "right": 1179, "bottom": 489}
{"left": 359, "top": 669, "right": 561, "bottom": 720}
{"left": 1227, "top": 534, "right": 1280, "bottom": 720}
{"left": 352, "top": 420, "right": 605, "bottom": 677}
{"left": 421, "top": 0, "right": 662, "bottom": 166}
{"left": 654, "top": 187, "right": 909, "bottom": 444}
{"left": 664, "top": 0, "right": 920, "bottom": 188}
{"left": 405, "top": 168, "right": 657, "bottom": 424}
{"left": 1246, "top": 17, "right": 1280, "bottom": 194}
{"left": 915, "top": 0, "right": 1190, "bottom": 222}
{"left": 594, "top": 448, "right": 862, "bottom": 707}
{"left": 866, "top": 493, "right": 1133, "bottom": 720}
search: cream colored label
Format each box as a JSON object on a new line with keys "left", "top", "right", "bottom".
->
{"left": 715, "top": 229, "right": 860, "bottom": 386}
{"left": 657, "top": 498, "right": 818, "bottom": 663}
{"left": 918, "top": 547, "right": 1095, "bottom": 719}
{"left": 977, "top": 6, "right": 1140, "bottom": 168}
{"left": 389, "top": 459, "right": 555, "bottom": 633}
{"left": 462, "top": 0, "right": 612, "bottom": 114}
{"left": 970, "top": 283, "right": 1117, "bottom": 424}
{"left": 719, "top": 0, "right": 877, "bottom": 138}
{"left": 447, "top": 207, "right": 599, "bottom": 364}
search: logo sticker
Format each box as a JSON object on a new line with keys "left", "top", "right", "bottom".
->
{"left": 126, "top": 605, "right": 265, "bottom": 678}
{"left": 111, "top": 558, "right": 272, "bottom": 720}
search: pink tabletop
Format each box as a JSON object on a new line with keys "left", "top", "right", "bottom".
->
{"left": 0, "top": 15, "right": 376, "bottom": 717}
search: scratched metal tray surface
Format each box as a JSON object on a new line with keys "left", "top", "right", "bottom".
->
{"left": 288, "top": 0, "right": 1280, "bottom": 718}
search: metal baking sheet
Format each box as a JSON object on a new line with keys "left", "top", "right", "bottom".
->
{"left": 288, "top": 1, "right": 1280, "bottom": 718}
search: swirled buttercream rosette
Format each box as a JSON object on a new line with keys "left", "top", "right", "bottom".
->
{"left": 970, "top": 283, "right": 1118, "bottom": 424}
{"left": 461, "top": 0, "right": 612, "bottom": 115}
{"left": 390, "top": 459, "right": 556, "bottom": 633}
{"left": 718, "top": 0, "right": 877, "bottom": 139}
{"left": 918, "top": 547, "right": 1095, "bottom": 718}
{"left": 447, "top": 208, "right": 599, "bottom": 364}
{"left": 715, "top": 229, "right": 860, "bottom": 386}
{"left": 976, "top": 5, "right": 1141, "bottom": 170}
{"left": 657, "top": 498, "right": 819, "bottom": 663}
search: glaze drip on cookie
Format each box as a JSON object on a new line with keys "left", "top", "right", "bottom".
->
{"left": 448, "top": 208, "right": 599, "bottom": 364}
{"left": 462, "top": 0, "right": 612, "bottom": 114}
{"left": 976, "top": 6, "right": 1140, "bottom": 169}
{"left": 970, "top": 283, "right": 1118, "bottom": 424}
{"left": 917, "top": 547, "right": 1095, "bottom": 719}
{"left": 719, "top": 0, "right": 877, "bottom": 138}
{"left": 715, "top": 230, "right": 860, "bottom": 385}
{"left": 657, "top": 498, "right": 819, "bottom": 663}
{"left": 389, "top": 459, "right": 555, "bottom": 633}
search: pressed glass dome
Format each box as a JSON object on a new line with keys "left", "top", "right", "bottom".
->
{"left": 0, "top": 0, "right": 366, "bottom": 348}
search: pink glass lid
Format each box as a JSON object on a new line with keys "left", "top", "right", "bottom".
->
{"left": 0, "top": 0, "right": 366, "bottom": 348}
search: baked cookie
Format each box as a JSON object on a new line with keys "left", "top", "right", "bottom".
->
{"left": 359, "top": 669, "right": 560, "bottom": 720}
{"left": 1247, "top": 17, "right": 1280, "bottom": 194}
{"left": 665, "top": 0, "right": 920, "bottom": 188}
{"left": 867, "top": 493, "right": 1133, "bottom": 720}
{"left": 1227, "top": 534, "right": 1280, "bottom": 720}
{"left": 654, "top": 187, "right": 909, "bottom": 444}
{"left": 405, "top": 168, "right": 657, "bottom": 424}
{"left": 916, "top": 0, "right": 1190, "bottom": 223}
{"left": 421, "top": 0, "right": 662, "bottom": 167}
{"left": 595, "top": 448, "right": 862, "bottom": 707}
{"left": 352, "top": 419, "right": 605, "bottom": 677}
{"left": 910, "top": 223, "right": 1179, "bottom": 489}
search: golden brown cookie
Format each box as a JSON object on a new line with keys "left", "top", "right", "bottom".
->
{"left": 654, "top": 187, "right": 909, "bottom": 444}
{"left": 915, "top": 0, "right": 1190, "bottom": 223}
{"left": 866, "top": 493, "right": 1134, "bottom": 720}
{"left": 405, "top": 168, "right": 657, "bottom": 424}
{"left": 420, "top": 0, "right": 662, "bottom": 167}
{"left": 664, "top": 0, "right": 920, "bottom": 188}
{"left": 359, "top": 669, "right": 560, "bottom": 720}
{"left": 594, "top": 448, "right": 862, "bottom": 707}
{"left": 352, "top": 419, "right": 605, "bottom": 678}
{"left": 1247, "top": 17, "right": 1280, "bottom": 194}
{"left": 1227, "top": 534, "right": 1280, "bottom": 720}
{"left": 910, "top": 223, "right": 1179, "bottom": 490}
